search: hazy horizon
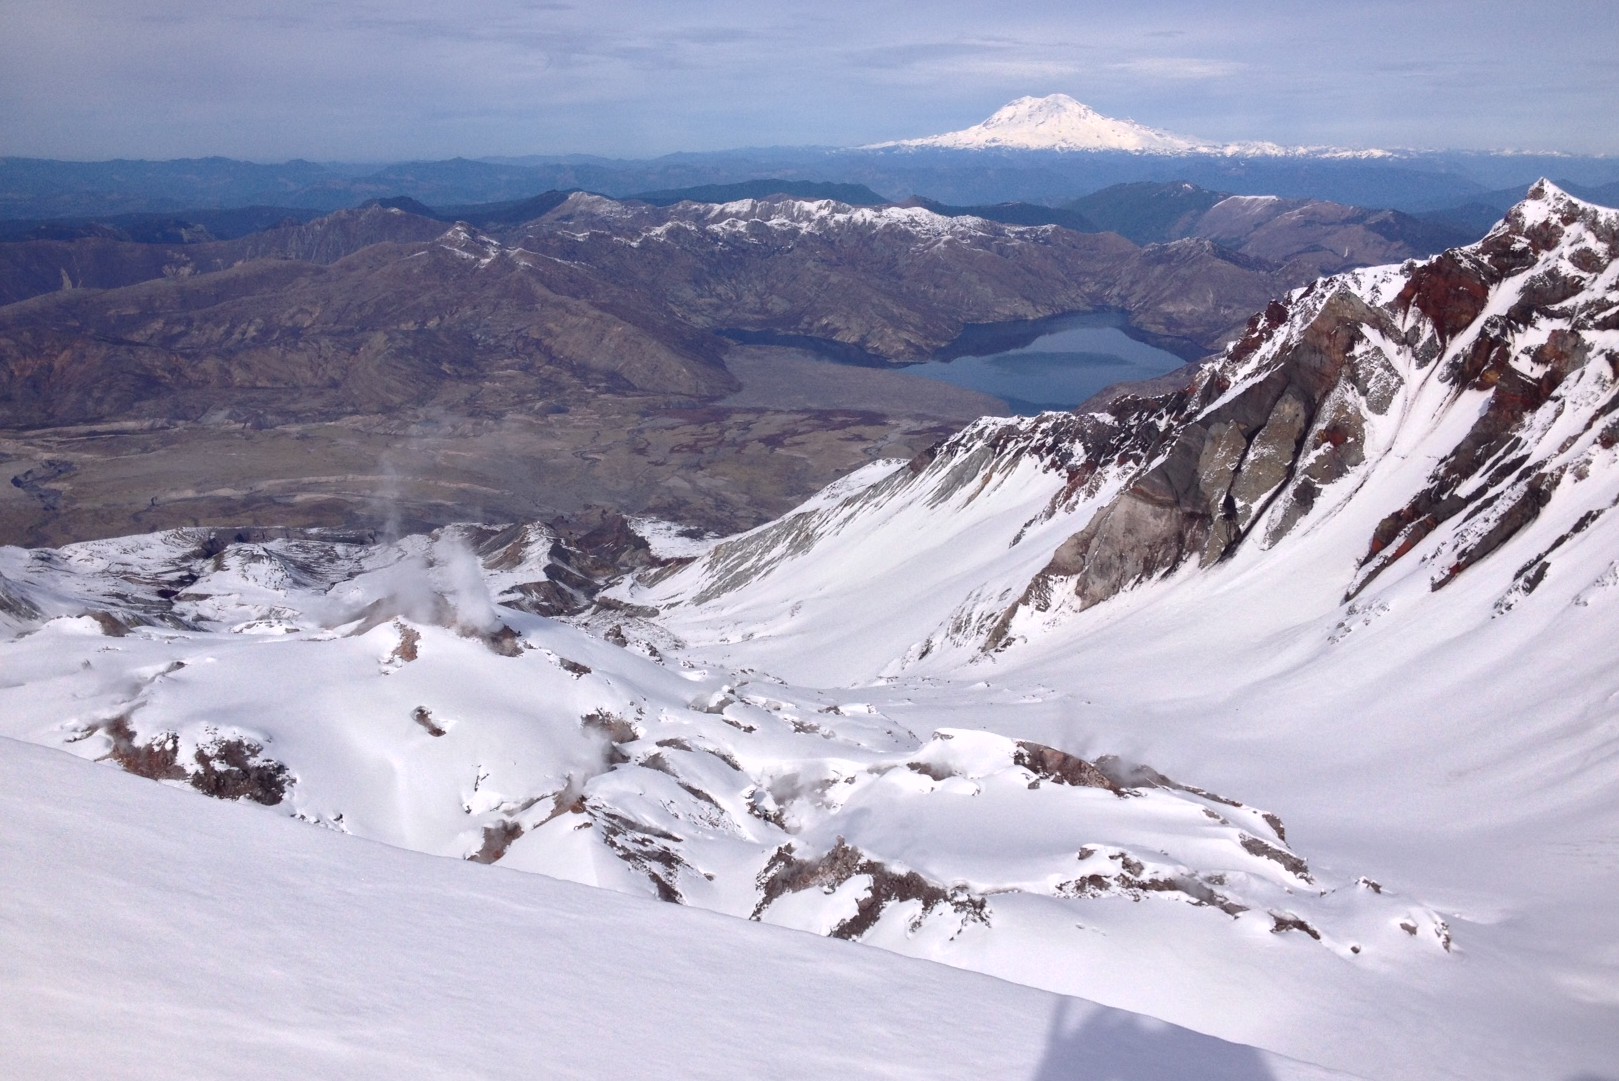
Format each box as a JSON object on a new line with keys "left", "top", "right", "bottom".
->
{"left": 3, "top": 1, "right": 1617, "bottom": 161}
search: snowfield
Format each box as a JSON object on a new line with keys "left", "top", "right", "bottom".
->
{"left": 4, "top": 183, "right": 1619, "bottom": 1080}
{"left": 2, "top": 738, "right": 1358, "bottom": 1081}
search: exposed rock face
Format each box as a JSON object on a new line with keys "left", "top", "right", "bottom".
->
{"left": 994, "top": 181, "right": 1619, "bottom": 634}
{"left": 751, "top": 838, "right": 990, "bottom": 940}
{"left": 1354, "top": 188, "right": 1619, "bottom": 595}
{"left": 456, "top": 513, "right": 669, "bottom": 618}
{"left": 1013, "top": 740, "right": 1122, "bottom": 793}
{"left": 1014, "top": 284, "right": 1397, "bottom": 615}
{"left": 76, "top": 714, "right": 291, "bottom": 806}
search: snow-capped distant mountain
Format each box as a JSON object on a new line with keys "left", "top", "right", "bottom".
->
{"left": 867, "top": 94, "right": 1204, "bottom": 153}
{"left": 865, "top": 93, "right": 1393, "bottom": 158}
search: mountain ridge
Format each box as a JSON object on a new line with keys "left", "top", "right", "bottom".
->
{"left": 9, "top": 148, "right": 1619, "bottom": 221}
{"left": 627, "top": 181, "right": 1619, "bottom": 672}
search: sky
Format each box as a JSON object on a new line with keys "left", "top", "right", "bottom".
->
{"left": 3, "top": 0, "right": 1617, "bottom": 162}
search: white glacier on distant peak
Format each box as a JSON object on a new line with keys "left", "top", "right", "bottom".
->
{"left": 863, "top": 93, "right": 1395, "bottom": 158}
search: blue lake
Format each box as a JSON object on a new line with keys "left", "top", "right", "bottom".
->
{"left": 903, "top": 312, "right": 1192, "bottom": 415}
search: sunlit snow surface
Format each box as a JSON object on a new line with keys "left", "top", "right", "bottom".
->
{"left": 5, "top": 183, "right": 1619, "bottom": 1080}
{"left": 2, "top": 739, "right": 1359, "bottom": 1081}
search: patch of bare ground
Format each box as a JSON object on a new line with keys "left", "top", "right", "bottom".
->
{"left": 467, "top": 820, "right": 524, "bottom": 864}
{"left": 637, "top": 751, "right": 730, "bottom": 813}
{"left": 1095, "top": 754, "right": 1242, "bottom": 807}
{"left": 1, "top": 383, "right": 976, "bottom": 547}
{"left": 75, "top": 715, "right": 290, "bottom": 805}
{"left": 386, "top": 622, "right": 421, "bottom": 664}
{"left": 582, "top": 708, "right": 641, "bottom": 765}
{"left": 1096, "top": 754, "right": 1296, "bottom": 846}
{"left": 1014, "top": 740, "right": 1122, "bottom": 793}
{"left": 468, "top": 622, "right": 522, "bottom": 657}
{"left": 1056, "top": 850, "right": 1248, "bottom": 917}
{"left": 1270, "top": 913, "right": 1323, "bottom": 940}
{"left": 751, "top": 838, "right": 989, "bottom": 940}
{"left": 85, "top": 610, "right": 134, "bottom": 636}
{"left": 187, "top": 736, "right": 291, "bottom": 804}
{"left": 411, "top": 706, "right": 446, "bottom": 737}
{"left": 85, "top": 714, "right": 187, "bottom": 783}
{"left": 589, "top": 805, "right": 688, "bottom": 903}
{"left": 906, "top": 759, "right": 955, "bottom": 781}
{"left": 581, "top": 708, "right": 640, "bottom": 744}
{"left": 1240, "top": 834, "right": 1314, "bottom": 882}
{"left": 535, "top": 786, "right": 589, "bottom": 827}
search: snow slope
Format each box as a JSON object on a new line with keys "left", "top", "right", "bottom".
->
{"left": 2, "top": 736, "right": 1356, "bottom": 1081}
{"left": 634, "top": 182, "right": 1619, "bottom": 681}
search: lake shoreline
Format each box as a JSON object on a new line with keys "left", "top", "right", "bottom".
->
{"left": 721, "top": 310, "right": 1195, "bottom": 415}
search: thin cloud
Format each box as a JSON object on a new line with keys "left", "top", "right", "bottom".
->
{"left": 1, "top": 1, "right": 1615, "bottom": 157}
{"left": 1109, "top": 57, "right": 1246, "bottom": 80}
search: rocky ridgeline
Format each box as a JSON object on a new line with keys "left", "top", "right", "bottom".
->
{"left": 992, "top": 181, "right": 1618, "bottom": 638}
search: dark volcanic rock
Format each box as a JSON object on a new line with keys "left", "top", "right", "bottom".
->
{"left": 80, "top": 714, "right": 291, "bottom": 805}
{"left": 1012, "top": 740, "right": 1121, "bottom": 792}
{"left": 750, "top": 838, "right": 989, "bottom": 940}
{"left": 1005, "top": 284, "right": 1400, "bottom": 618}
